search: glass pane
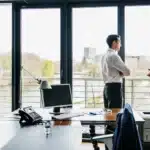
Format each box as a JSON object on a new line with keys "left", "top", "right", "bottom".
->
{"left": 73, "top": 7, "right": 117, "bottom": 108}
{"left": 0, "top": 4, "right": 12, "bottom": 114}
{"left": 21, "top": 9, "right": 60, "bottom": 108}
{"left": 125, "top": 6, "right": 150, "bottom": 111}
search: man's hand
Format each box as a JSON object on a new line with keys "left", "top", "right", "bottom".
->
{"left": 119, "top": 71, "right": 124, "bottom": 76}
{"left": 147, "top": 71, "right": 150, "bottom": 77}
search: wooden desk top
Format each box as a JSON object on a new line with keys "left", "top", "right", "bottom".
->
{"left": 74, "top": 108, "right": 144, "bottom": 125}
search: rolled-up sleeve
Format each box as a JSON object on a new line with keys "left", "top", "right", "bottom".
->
{"left": 111, "top": 54, "right": 130, "bottom": 76}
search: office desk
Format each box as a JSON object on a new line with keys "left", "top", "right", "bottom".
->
{"left": 0, "top": 108, "right": 144, "bottom": 150}
{"left": 74, "top": 108, "right": 145, "bottom": 141}
{"left": 10, "top": 108, "right": 144, "bottom": 141}
{"left": 0, "top": 118, "right": 82, "bottom": 150}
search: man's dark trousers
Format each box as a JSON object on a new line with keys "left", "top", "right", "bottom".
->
{"left": 103, "top": 82, "right": 123, "bottom": 150}
{"left": 103, "top": 83, "right": 123, "bottom": 108}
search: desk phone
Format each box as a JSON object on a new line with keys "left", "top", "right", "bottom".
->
{"left": 19, "top": 106, "right": 42, "bottom": 126}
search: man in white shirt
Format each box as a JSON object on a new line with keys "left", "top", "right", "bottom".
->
{"left": 101, "top": 34, "right": 130, "bottom": 109}
{"left": 102, "top": 35, "right": 130, "bottom": 150}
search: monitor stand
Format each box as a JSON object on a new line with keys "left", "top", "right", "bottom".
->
{"left": 143, "top": 112, "right": 150, "bottom": 114}
{"left": 49, "top": 107, "right": 64, "bottom": 115}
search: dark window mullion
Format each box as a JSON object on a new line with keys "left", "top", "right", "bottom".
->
{"left": 12, "top": 3, "right": 21, "bottom": 111}
{"left": 118, "top": 4, "right": 125, "bottom": 106}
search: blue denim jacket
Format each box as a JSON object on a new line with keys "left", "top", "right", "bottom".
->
{"left": 113, "top": 104, "right": 143, "bottom": 150}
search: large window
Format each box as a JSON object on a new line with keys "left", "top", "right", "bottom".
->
{"left": 0, "top": 4, "right": 12, "bottom": 114}
{"left": 73, "top": 7, "right": 117, "bottom": 108}
{"left": 21, "top": 9, "right": 60, "bottom": 108}
{"left": 125, "top": 6, "right": 150, "bottom": 111}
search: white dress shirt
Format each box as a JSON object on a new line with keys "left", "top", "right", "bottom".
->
{"left": 101, "top": 48, "right": 130, "bottom": 83}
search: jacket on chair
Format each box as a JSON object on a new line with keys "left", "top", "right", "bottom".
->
{"left": 113, "top": 104, "right": 143, "bottom": 150}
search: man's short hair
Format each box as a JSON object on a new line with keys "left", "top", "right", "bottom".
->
{"left": 106, "top": 34, "right": 121, "bottom": 48}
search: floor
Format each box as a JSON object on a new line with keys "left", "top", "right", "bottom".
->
{"left": 80, "top": 143, "right": 105, "bottom": 150}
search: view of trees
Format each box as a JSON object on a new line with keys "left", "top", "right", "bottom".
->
{"left": 42, "top": 60, "right": 55, "bottom": 83}
{"left": 75, "top": 57, "right": 101, "bottom": 77}
{"left": 0, "top": 53, "right": 11, "bottom": 70}
{"left": 42, "top": 60, "right": 55, "bottom": 77}
{"left": 0, "top": 52, "right": 57, "bottom": 87}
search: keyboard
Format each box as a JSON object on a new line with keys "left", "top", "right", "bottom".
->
{"left": 52, "top": 112, "right": 85, "bottom": 120}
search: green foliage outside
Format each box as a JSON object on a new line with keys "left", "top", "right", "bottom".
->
{"left": 41, "top": 60, "right": 55, "bottom": 83}
{"left": 0, "top": 53, "right": 56, "bottom": 92}
{"left": 76, "top": 57, "right": 101, "bottom": 77}
{"left": 0, "top": 54, "right": 11, "bottom": 70}
{"left": 88, "top": 64, "right": 100, "bottom": 77}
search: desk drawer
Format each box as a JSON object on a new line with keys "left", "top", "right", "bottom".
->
{"left": 144, "top": 120, "right": 150, "bottom": 128}
{"left": 144, "top": 129, "right": 150, "bottom": 142}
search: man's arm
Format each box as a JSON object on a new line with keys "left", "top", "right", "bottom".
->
{"left": 111, "top": 54, "right": 130, "bottom": 76}
{"left": 147, "top": 69, "right": 150, "bottom": 77}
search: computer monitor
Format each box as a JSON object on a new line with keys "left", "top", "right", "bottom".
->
{"left": 42, "top": 84, "right": 72, "bottom": 114}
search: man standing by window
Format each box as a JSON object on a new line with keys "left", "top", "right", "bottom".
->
{"left": 101, "top": 34, "right": 130, "bottom": 109}
{"left": 101, "top": 34, "right": 130, "bottom": 150}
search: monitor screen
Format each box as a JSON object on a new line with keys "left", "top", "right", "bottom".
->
{"left": 42, "top": 84, "right": 72, "bottom": 108}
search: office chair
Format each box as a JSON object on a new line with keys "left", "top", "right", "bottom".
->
{"left": 90, "top": 104, "right": 143, "bottom": 150}
{"left": 90, "top": 125, "right": 114, "bottom": 150}
{"left": 92, "top": 134, "right": 113, "bottom": 150}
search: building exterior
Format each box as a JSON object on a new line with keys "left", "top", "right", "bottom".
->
{"left": 84, "top": 47, "right": 96, "bottom": 60}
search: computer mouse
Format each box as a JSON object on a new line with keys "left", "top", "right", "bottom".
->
{"left": 89, "top": 112, "right": 97, "bottom": 115}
